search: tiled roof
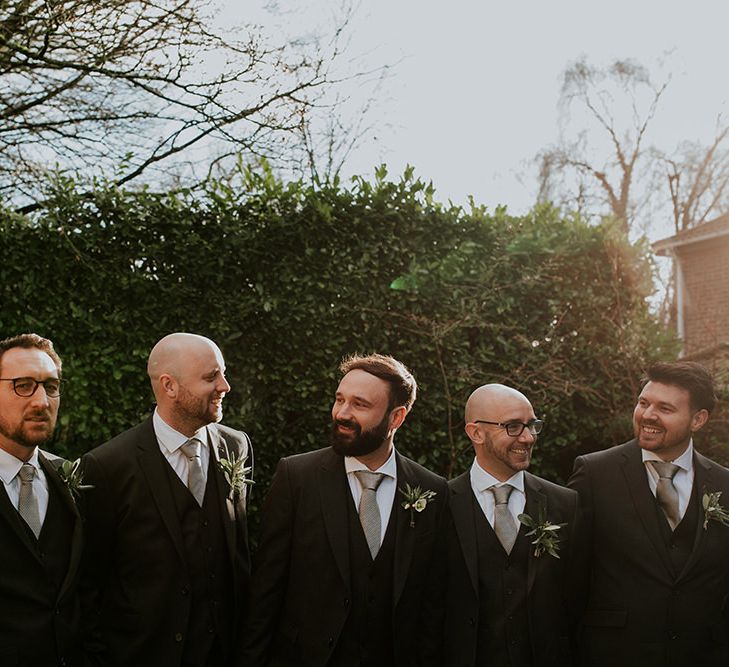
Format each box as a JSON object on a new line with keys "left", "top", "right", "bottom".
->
{"left": 653, "top": 213, "right": 729, "bottom": 254}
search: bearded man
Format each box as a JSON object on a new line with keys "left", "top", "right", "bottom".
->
{"left": 81, "top": 333, "right": 253, "bottom": 667}
{"left": 239, "top": 354, "right": 448, "bottom": 667}
{"left": 569, "top": 361, "right": 729, "bottom": 666}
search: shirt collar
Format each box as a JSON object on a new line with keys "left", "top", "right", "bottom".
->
{"left": 470, "top": 458, "right": 525, "bottom": 493}
{"left": 0, "top": 446, "right": 41, "bottom": 484}
{"left": 641, "top": 439, "right": 694, "bottom": 473}
{"left": 153, "top": 408, "right": 208, "bottom": 455}
{"left": 344, "top": 446, "right": 397, "bottom": 479}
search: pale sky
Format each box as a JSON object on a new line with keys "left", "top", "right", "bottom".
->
{"left": 220, "top": 1, "right": 729, "bottom": 237}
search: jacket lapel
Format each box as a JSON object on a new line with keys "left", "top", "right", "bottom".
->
{"left": 449, "top": 472, "right": 479, "bottom": 595}
{"left": 318, "top": 448, "right": 351, "bottom": 591}
{"left": 620, "top": 440, "right": 674, "bottom": 579}
{"left": 677, "top": 451, "right": 713, "bottom": 582}
{"left": 137, "top": 420, "right": 187, "bottom": 567}
{"left": 524, "top": 473, "right": 546, "bottom": 595}
{"left": 39, "top": 451, "right": 83, "bottom": 602}
{"left": 207, "top": 425, "right": 238, "bottom": 565}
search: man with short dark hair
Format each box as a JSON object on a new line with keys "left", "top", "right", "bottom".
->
{"left": 81, "top": 333, "right": 253, "bottom": 667}
{"left": 444, "top": 384, "right": 581, "bottom": 666}
{"left": 239, "top": 353, "right": 448, "bottom": 666}
{"left": 569, "top": 361, "right": 729, "bottom": 666}
{"left": 0, "top": 333, "right": 82, "bottom": 666}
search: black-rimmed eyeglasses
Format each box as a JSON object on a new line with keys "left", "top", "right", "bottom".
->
{"left": 472, "top": 419, "right": 544, "bottom": 437}
{"left": 0, "top": 377, "right": 62, "bottom": 398}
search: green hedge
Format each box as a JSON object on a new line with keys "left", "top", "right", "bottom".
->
{"left": 0, "top": 167, "right": 679, "bottom": 522}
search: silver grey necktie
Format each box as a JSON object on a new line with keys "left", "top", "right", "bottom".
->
{"left": 650, "top": 460, "right": 681, "bottom": 530}
{"left": 18, "top": 463, "right": 42, "bottom": 538}
{"left": 180, "top": 438, "right": 206, "bottom": 506}
{"left": 354, "top": 470, "right": 385, "bottom": 559}
{"left": 491, "top": 484, "right": 518, "bottom": 554}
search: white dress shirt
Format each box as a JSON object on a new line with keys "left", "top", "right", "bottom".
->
{"left": 642, "top": 440, "right": 694, "bottom": 521}
{"left": 153, "top": 409, "right": 210, "bottom": 493}
{"left": 0, "top": 446, "right": 49, "bottom": 526}
{"left": 345, "top": 447, "right": 397, "bottom": 543}
{"left": 469, "top": 458, "right": 526, "bottom": 527}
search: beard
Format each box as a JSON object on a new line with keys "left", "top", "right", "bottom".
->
{"left": 176, "top": 384, "right": 222, "bottom": 426}
{"left": 330, "top": 412, "right": 391, "bottom": 458}
{"left": 0, "top": 411, "right": 56, "bottom": 451}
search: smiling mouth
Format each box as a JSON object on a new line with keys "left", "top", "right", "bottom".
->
{"left": 641, "top": 424, "right": 663, "bottom": 434}
{"left": 511, "top": 447, "right": 531, "bottom": 456}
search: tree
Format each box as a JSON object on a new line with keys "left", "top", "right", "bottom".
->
{"left": 536, "top": 57, "right": 668, "bottom": 235}
{"left": 0, "top": 0, "right": 350, "bottom": 208}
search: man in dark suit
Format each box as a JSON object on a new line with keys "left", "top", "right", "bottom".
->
{"left": 0, "top": 333, "right": 83, "bottom": 666}
{"left": 81, "top": 333, "right": 253, "bottom": 667}
{"left": 239, "top": 353, "right": 448, "bottom": 667}
{"left": 569, "top": 361, "right": 729, "bottom": 666}
{"left": 445, "top": 384, "right": 581, "bottom": 667}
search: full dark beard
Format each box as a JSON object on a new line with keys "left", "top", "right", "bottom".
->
{"left": 330, "top": 413, "right": 390, "bottom": 458}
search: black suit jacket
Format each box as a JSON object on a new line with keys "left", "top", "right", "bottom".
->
{"left": 0, "top": 450, "right": 83, "bottom": 667}
{"left": 569, "top": 439, "right": 729, "bottom": 666}
{"left": 444, "top": 470, "right": 582, "bottom": 666}
{"left": 239, "top": 446, "right": 448, "bottom": 667}
{"left": 80, "top": 416, "right": 252, "bottom": 667}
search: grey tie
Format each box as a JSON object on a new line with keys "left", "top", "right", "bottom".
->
{"left": 491, "top": 484, "right": 518, "bottom": 554}
{"left": 650, "top": 461, "right": 681, "bottom": 530}
{"left": 354, "top": 470, "right": 385, "bottom": 559}
{"left": 180, "top": 438, "right": 206, "bottom": 506}
{"left": 18, "top": 463, "right": 42, "bottom": 538}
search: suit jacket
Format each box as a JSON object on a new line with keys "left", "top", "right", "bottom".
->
{"left": 0, "top": 449, "right": 83, "bottom": 667}
{"left": 569, "top": 439, "right": 729, "bottom": 666}
{"left": 80, "top": 416, "right": 252, "bottom": 667}
{"left": 239, "top": 446, "right": 448, "bottom": 667}
{"left": 444, "top": 470, "right": 582, "bottom": 667}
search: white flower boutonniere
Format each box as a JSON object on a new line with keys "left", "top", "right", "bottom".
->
{"left": 57, "top": 458, "right": 94, "bottom": 501}
{"left": 702, "top": 491, "right": 729, "bottom": 530}
{"left": 218, "top": 451, "right": 254, "bottom": 502}
{"left": 399, "top": 483, "right": 437, "bottom": 528}
{"left": 518, "top": 509, "right": 565, "bottom": 558}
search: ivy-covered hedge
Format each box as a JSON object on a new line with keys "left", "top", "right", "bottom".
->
{"left": 0, "top": 167, "right": 679, "bottom": 513}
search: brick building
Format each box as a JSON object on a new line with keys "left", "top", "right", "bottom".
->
{"left": 653, "top": 213, "right": 729, "bottom": 359}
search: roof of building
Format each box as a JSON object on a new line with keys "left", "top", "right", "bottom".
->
{"left": 653, "top": 213, "right": 729, "bottom": 255}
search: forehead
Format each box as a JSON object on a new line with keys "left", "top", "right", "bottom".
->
{"left": 186, "top": 343, "right": 225, "bottom": 375}
{"left": 483, "top": 392, "right": 535, "bottom": 419}
{"left": 0, "top": 347, "right": 59, "bottom": 377}
{"left": 336, "top": 369, "right": 390, "bottom": 404}
{"left": 639, "top": 381, "right": 691, "bottom": 408}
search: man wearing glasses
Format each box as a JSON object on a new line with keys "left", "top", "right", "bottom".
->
{"left": 0, "top": 333, "right": 82, "bottom": 666}
{"left": 443, "top": 383, "right": 581, "bottom": 666}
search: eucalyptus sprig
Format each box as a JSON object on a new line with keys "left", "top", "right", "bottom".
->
{"left": 57, "top": 458, "right": 94, "bottom": 500}
{"left": 399, "top": 483, "right": 437, "bottom": 528}
{"left": 702, "top": 491, "right": 729, "bottom": 530}
{"left": 218, "top": 451, "right": 253, "bottom": 502}
{"left": 518, "top": 508, "right": 565, "bottom": 558}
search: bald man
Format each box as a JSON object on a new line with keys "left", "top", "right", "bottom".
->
{"left": 80, "top": 333, "right": 253, "bottom": 667}
{"left": 443, "top": 384, "right": 582, "bottom": 667}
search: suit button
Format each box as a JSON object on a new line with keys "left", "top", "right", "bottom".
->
{"left": 203, "top": 520, "right": 209, "bottom": 527}
{"left": 469, "top": 618, "right": 475, "bottom": 626}
{"left": 669, "top": 633, "right": 678, "bottom": 640}
{"left": 175, "top": 633, "right": 183, "bottom": 642}
{"left": 505, "top": 589, "right": 513, "bottom": 596}
{"left": 181, "top": 586, "right": 189, "bottom": 596}
{"left": 328, "top": 637, "right": 334, "bottom": 648}
{"left": 343, "top": 598, "right": 350, "bottom": 607}
{"left": 54, "top": 608, "right": 61, "bottom": 616}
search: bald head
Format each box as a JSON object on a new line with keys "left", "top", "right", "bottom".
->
{"left": 465, "top": 384, "right": 531, "bottom": 424}
{"left": 148, "top": 333, "right": 231, "bottom": 436}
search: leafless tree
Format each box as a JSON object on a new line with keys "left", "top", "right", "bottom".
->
{"left": 0, "top": 0, "right": 354, "bottom": 209}
{"left": 536, "top": 57, "right": 669, "bottom": 235}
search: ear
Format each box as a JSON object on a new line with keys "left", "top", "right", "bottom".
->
{"left": 159, "top": 373, "right": 178, "bottom": 398}
{"left": 691, "top": 408, "right": 709, "bottom": 432}
{"left": 389, "top": 406, "right": 408, "bottom": 431}
{"left": 464, "top": 422, "right": 483, "bottom": 445}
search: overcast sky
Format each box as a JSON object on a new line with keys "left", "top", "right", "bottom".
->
{"left": 220, "top": 1, "right": 729, "bottom": 235}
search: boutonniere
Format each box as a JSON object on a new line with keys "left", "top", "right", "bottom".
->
{"left": 399, "top": 483, "right": 437, "bottom": 528}
{"left": 218, "top": 449, "right": 254, "bottom": 502}
{"left": 57, "top": 458, "right": 94, "bottom": 501}
{"left": 518, "top": 509, "right": 565, "bottom": 558}
{"left": 702, "top": 490, "right": 729, "bottom": 530}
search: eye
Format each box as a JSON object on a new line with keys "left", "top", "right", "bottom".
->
{"left": 14, "top": 378, "right": 35, "bottom": 393}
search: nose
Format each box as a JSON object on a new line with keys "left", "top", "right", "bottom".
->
{"left": 333, "top": 401, "right": 352, "bottom": 421}
{"left": 217, "top": 374, "right": 231, "bottom": 393}
{"left": 29, "top": 384, "right": 51, "bottom": 407}
{"left": 519, "top": 427, "right": 536, "bottom": 444}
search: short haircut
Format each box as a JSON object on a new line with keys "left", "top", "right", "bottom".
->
{"left": 0, "top": 333, "right": 62, "bottom": 376}
{"left": 644, "top": 361, "right": 716, "bottom": 414}
{"left": 339, "top": 353, "right": 417, "bottom": 411}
